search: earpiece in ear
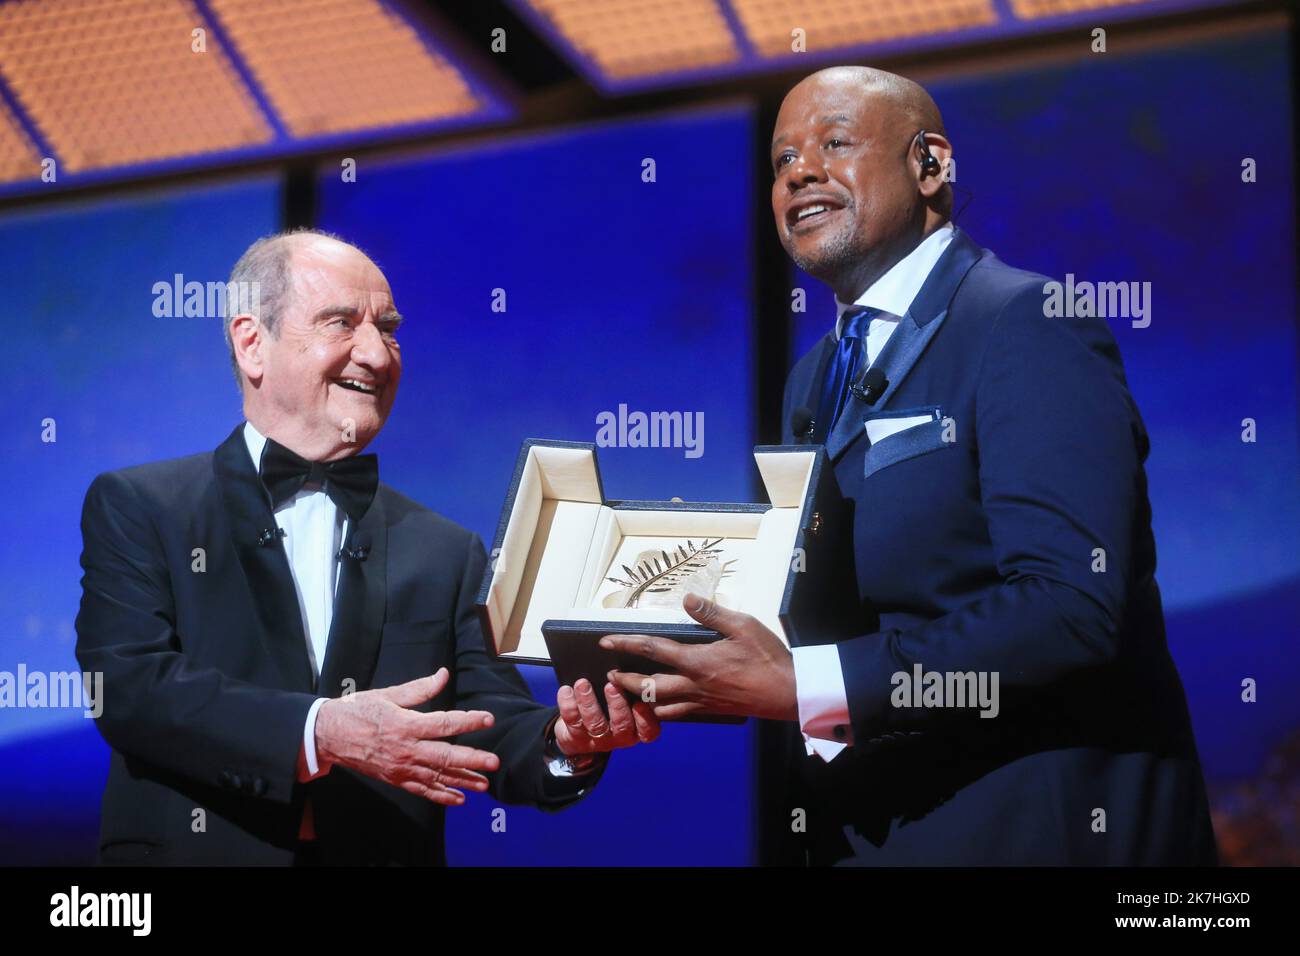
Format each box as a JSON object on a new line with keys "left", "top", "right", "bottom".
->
{"left": 916, "top": 129, "right": 941, "bottom": 174}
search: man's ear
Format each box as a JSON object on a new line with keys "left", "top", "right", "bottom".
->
{"left": 917, "top": 132, "right": 953, "bottom": 200}
{"left": 229, "top": 313, "right": 264, "bottom": 386}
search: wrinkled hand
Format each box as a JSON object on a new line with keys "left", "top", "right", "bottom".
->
{"left": 314, "top": 668, "right": 500, "bottom": 806}
{"left": 602, "top": 594, "right": 798, "bottom": 721}
{"left": 553, "top": 678, "right": 660, "bottom": 755}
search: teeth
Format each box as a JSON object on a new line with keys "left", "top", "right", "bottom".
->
{"left": 797, "top": 204, "right": 830, "bottom": 221}
{"left": 337, "top": 379, "right": 376, "bottom": 393}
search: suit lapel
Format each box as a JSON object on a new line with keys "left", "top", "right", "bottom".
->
{"left": 825, "top": 226, "right": 986, "bottom": 465}
{"left": 786, "top": 334, "right": 835, "bottom": 440}
{"left": 317, "top": 497, "right": 388, "bottom": 698}
{"left": 213, "top": 424, "right": 315, "bottom": 692}
{"left": 824, "top": 312, "right": 944, "bottom": 463}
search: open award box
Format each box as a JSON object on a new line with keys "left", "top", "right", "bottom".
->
{"left": 476, "top": 439, "right": 857, "bottom": 720}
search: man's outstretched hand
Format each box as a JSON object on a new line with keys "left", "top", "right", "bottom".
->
{"left": 314, "top": 668, "right": 500, "bottom": 806}
{"left": 602, "top": 594, "right": 798, "bottom": 722}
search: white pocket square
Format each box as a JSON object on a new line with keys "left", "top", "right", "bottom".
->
{"left": 865, "top": 414, "right": 934, "bottom": 446}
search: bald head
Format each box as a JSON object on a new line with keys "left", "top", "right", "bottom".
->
{"left": 791, "top": 66, "right": 945, "bottom": 138}
{"left": 770, "top": 66, "right": 954, "bottom": 302}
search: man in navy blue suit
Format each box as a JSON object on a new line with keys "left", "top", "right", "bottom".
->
{"left": 606, "top": 67, "right": 1217, "bottom": 865}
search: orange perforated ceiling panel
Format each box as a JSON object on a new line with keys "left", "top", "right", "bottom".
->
{"left": 209, "top": 0, "right": 480, "bottom": 136}
{"left": 522, "top": 0, "right": 740, "bottom": 80}
{"left": 1010, "top": 0, "right": 1142, "bottom": 17}
{"left": 0, "top": 0, "right": 272, "bottom": 172}
{"left": 730, "top": 0, "right": 997, "bottom": 57}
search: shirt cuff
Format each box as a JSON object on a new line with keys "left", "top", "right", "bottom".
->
{"left": 299, "top": 698, "right": 329, "bottom": 781}
{"left": 792, "top": 644, "right": 854, "bottom": 761}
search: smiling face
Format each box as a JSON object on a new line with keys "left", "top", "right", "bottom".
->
{"left": 771, "top": 68, "right": 942, "bottom": 302}
{"left": 235, "top": 236, "right": 402, "bottom": 461}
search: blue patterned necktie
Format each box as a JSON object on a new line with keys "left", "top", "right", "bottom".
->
{"left": 813, "top": 306, "right": 878, "bottom": 444}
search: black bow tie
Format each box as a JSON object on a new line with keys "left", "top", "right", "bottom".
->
{"left": 259, "top": 437, "right": 378, "bottom": 522}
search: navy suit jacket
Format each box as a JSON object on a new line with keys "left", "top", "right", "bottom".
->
{"left": 75, "top": 424, "right": 599, "bottom": 865}
{"left": 778, "top": 225, "right": 1216, "bottom": 865}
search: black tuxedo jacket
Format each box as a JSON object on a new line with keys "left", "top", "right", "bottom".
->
{"left": 75, "top": 424, "right": 597, "bottom": 865}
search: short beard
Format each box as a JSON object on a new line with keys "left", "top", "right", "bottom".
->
{"left": 786, "top": 220, "right": 862, "bottom": 289}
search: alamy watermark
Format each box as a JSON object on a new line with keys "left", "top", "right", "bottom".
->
{"left": 152, "top": 274, "right": 260, "bottom": 319}
{"left": 1042, "top": 274, "right": 1151, "bottom": 328}
{"left": 595, "top": 404, "right": 704, "bottom": 459}
{"left": 0, "top": 665, "right": 102, "bottom": 718}
{"left": 890, "top": 663, "right": 999, "bottom": 718}
{"left": 50, "top": 886, "right": 150, "bottom": 936}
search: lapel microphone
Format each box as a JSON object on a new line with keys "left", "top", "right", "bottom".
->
{"left": 339, "top": 531, "right": 372, "bottom": 562}
{"left": 850, "top": 367, "right": 889, "bottom": 405}
{"left": 257, "top": 527, "right": 286, "bottom": 547}
{"left": 791, "top": 407, "right": 815, "bottom": 444}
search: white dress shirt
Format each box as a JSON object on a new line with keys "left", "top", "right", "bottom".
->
{"left": 242, "top": 422, "right": 339, "bottom": 779}
{"left": 792, "top": 222, "right": 955, "bottom": 762}
{"left": 242, "top": 422, "right": 580, "bottom": 784}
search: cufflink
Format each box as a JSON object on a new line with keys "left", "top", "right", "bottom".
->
{"left": 543, "top": 720, "right": 599, "bottom": 773}
{"left": 544, "top": 733, "right": 598, "bottom": 774}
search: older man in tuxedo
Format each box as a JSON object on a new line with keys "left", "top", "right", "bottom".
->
{"left": 75, "top": 229, "right": 658, "bottom": 865}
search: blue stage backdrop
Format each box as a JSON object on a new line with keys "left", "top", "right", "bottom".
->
{"left": 949, "top": 28, "right": 1300, "bottom": 794}
{"left": 1, "top": 27, "right": 1296, "bottom": 865}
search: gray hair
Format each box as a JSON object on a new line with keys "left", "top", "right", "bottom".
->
{"left": 223, "top": 227, "right": 354, "bottom": 392}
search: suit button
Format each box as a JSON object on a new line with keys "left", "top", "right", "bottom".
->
{"left": 219, "top": 770, "right": 235, "bottom": 789}
{"left": 251, "top": 777, "right": 267, "bottom": 797}
{"left": 228, "top": 774, "right": 242, "bottom": 792}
